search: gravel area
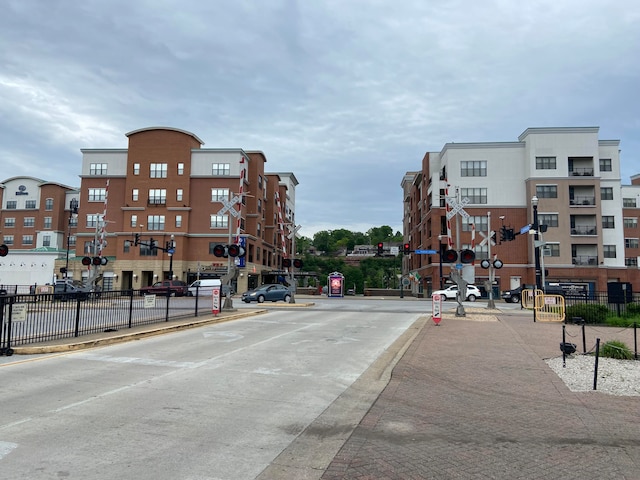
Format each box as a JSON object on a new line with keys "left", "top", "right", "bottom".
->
{"left": 546, "top": 355, "right": 640, "bottom": 396}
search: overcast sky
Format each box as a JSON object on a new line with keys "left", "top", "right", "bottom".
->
{"left": 2, "top": 1, "right": 639, "bottom": 238}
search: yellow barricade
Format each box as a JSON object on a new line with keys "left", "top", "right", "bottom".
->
{"left": 521, "top": 288, "right": 544, "bottom": 310}
{"left": 534, "top": 294, "right": 565, "bottom": 322}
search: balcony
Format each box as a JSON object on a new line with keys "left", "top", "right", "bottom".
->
{"left": 569, "top": 196, "right": 595, "bottom": 206}
{"left": 570, "top": 225, "right": 597, "bottom": 236}
{"left": 569, "top": 167, "right": 594, "bottom": 176}
{"left": 572, "top": 255, "right": 598, "bottom": 266}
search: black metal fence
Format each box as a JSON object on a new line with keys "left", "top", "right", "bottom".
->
{"left": 560, "top": 291, "right": 640, "bottom": 316}
{"left": 0, "top": 286, "right": 226, "bottom": 354}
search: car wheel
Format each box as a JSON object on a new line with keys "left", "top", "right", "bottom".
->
{"left": 511, "top": 294, "right": 520, "bottom": 303}
{"left": 467, "top": 294, "right": 476, "bottom": 302}
{"left": 283, "top": 294, "right": 291, "bottom": 303}
{"left": 257, "top": 295, "right": 265, "bottom": 303}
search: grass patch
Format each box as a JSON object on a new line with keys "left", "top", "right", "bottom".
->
{"left": 599, "top": 340, "right": 634, "bottom": 360}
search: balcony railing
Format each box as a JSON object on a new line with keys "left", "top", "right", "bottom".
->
{"left": 569, "top": 196, "right": 595, "bottom": 206}
{"left": 570, "top": 226, "right": 597, "bottom": 235}
{"left": 572, "top": 255, "right": 598, "bottom": 265}
{"left": 569, "top": 168, "right": 594, "bottom": 176}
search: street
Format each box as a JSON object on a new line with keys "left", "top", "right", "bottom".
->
{"left": 0, "top": 300, "right": 425, "bottom": 479}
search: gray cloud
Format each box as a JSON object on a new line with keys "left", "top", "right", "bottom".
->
{"left": 1, "top": 0, "right": 639, "bottom": 237}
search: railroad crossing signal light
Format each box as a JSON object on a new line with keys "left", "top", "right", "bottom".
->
{"left": 227, "top": 244, "right": 246, "bottom": 257}
{"left": 480, "top": 259, "right": 503, "bottom": 269}
{"left": 293, "top": 258, "right": 303, "bottom": 269}
{"left": 0, "top": 244, "right": 8, "bottom": 257}
{"left": 282, "top": 258, "right": 292, "bottom": 268}
{"left": 442, "top": 249, "right": 458, "bottom": 263}
{"left": 377, "top": 242, "right": 384, "bottom": 255}
{"left": 403, "top": 243, "right": 410, "bottom": 254}
{"left": 460, "top": 249, "right": 476, "bottom": 264}
{"left": 81, "top": 256, "right": 92, "bottom": 266}
{"left": 213, "top": 244, "right": 226, "bottom": 257}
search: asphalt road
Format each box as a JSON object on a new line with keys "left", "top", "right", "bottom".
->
{"left": 0, "top": 303, "right": 423, "bottom": 479}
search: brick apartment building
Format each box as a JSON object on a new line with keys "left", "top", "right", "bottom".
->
{"left": 402, "top": 126, "right": 640, "bottom": 296}
{"left": 1, "top": 127, "right": 299, "bottom": 293}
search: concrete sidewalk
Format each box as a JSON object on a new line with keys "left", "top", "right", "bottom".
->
{"left": 317, "top": 308, "right": 640, "bottom": 480}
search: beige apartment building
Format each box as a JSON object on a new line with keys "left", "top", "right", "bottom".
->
{"left": 402, "top": 127, "right": 640, "bottom": 296}
{"left": 1, "top": 127, "right": 299, "bottom": 293}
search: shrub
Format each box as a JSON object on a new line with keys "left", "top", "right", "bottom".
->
{"left": 565, "top": 304, "right": 610, "bottom": 324}
{"left": 626, "top": 303, "right": 640, "bottom": 316}
{"left": 599, "top": 340, "right": 633, "bottom": 360}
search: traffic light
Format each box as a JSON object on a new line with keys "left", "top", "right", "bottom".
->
{"left": 460, "top": 249, "right": 476, "bottom": 264}
{"left": 499, "top": 226, "right": 507, "bottom": 243}
{"left": 0, "top": 244, "right": 8, "bottom": 257}
{"left": 81, "top": 256, "right": 92, "bottom": 266}
{"left": 442, "top": 249, "right": 458, "bottom": 263}
{"left": 227, "top": 244, "right": 246, "bottom": 257}
{"left": 403, "top": 243, "right": 410, "bottom": 254}
{"left": 293, "top": 258, "right": 303, "bottom": 269}
{"left": 377, "top": 242, "right": 384, "bottom": 255}
{"left": 213, "top": 244, "right": 226, "bottom": 257}
{"left": 134, "top": 233, "right": 140, "bottom": 246}
{"left": 506, "top": 228, "right": 516, "bottom": 241}
{"left": 282, "top": 258, "right": 292, "bottom": 268}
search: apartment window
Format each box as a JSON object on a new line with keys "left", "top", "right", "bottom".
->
{"left": 132, "top": 189, "right": 139, "bottom": 201}
{"left": 536, "top": 157, "right": 556, "bottom": 169}
{"left": 175, "top": 215, "right": 182, "bottom": 228}
{"left": 601, "top": 187, "right": 613, "bottom": 200}
{"left": 68, "top": 235, "right": 76, "bottom": 247}
{"left": 212, "top": 163, "right": 230, "bottom": 176}
{"left": 257, "top": 223, "right": 262, "bottom": 239}
{"left": 176, "top": 189, "right": 183, "bottom": 202}
{"left": 24, "top": 217, "right": 35, "bottom": 227}
{"left": 211, "top": 188, "right": 230, "bottom": 202}
{"left": 4, "top": 235, "right": 14, "bottom": 245}
{"left": 90, "top": 163, "right": 108, "bottom": 175}
{"left": 45, "top": 198, "right": 54, "bottom": 210}
{"left": 625, "top": 238, "right": 639, "bottom": 249}
{"left": 460, "top": 188, "right": 487, "bottom": 204}
{"left": 462, "top": 216, "right": 488, "bottom": 232}
{"left": 150, "top": 163, "right": 168, "bottom": 178}
{"left": 210, "top": 215, "right": 229, "bottom": 228}
{"left": 6, "top": 201, "right": 16, "bottom": 209}
{"left": 538, "top": 214, "right": 559, "bottom": 228}
{"left": 599, "top": 158, "right": 612, "bottom": 172}
{"left": 4, "top": 218, "right": 15, "bottom": 228}
{"left": 42, "top": 235, "right": 51, "bottom": 247}
{"left": 86, "top": 214, "right": 100, "bottom": 228}
{"left": 536, "top": 185, "right": 557, "bottom": 198}
{"left": 546, "top": 243, "right": 560, "bottom": 257}
{"left": 258, "top": 175, "right": 263, "bottom": 189}
{"left": 178, "top": 163, "right": 184, "bottom": 175}
{"left": 133, "top": 163, "right": 140, "bottom": 175}
{"left": 140, "top": 243, "right": 158, "bottom": 257}
{"left": 69, "top": 216, "right": 78, "bottom": 228}
{"left": 22, "top": 235, "right": 34, "bottom": 246}
{"left": 472, "top": 244, "right": 489, "bottom": 260}
{"left": 44, "top": 217, "right": 52, "bottom": 229}
{"left": 461, "top": 161, "right": 487, "bottom": 177}
{"left": 123, "top": 241, "right": 130, "bottom": 253}
{"left": 603, "top": 245, "right": 616, "bottom": 258}
{"left": 625, "top": 257, "right": 638, "bottom": 266}
{"left": 257, "top": 198, "right": 262, "bottom": 213}
{"left": 148, "top": 189, "right": 167, "bottom": 205}
{"left": 147, "top": 215, "right": 165, "bottom": 231}
{"left": 88, "top": 188, "right": 106, "bottom": 202}
{"left": 131, "top": 215, "right": 138, "bottom": 228}
{"left": 602, "top": 216, "right": 615, "bottom": 229}
{"left": 623, "top": 198, "right": 637, "bottom": 207}
{"left": 624, "top": 217, "right": 638, "bottom": 228}
{"left": 26, "top": 200, "right": 36, "bottom": 209}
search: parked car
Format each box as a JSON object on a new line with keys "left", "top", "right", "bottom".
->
{"left": 53, "top": 281, "right": 95, "bottom": 301}
{"left": 241, "top": 284, "right": 291, "bottom": 303}
{"left": 139, "top": 280, "right": 188, "bottom": 297}
{"left": 432, "top": 284, "right": 481, "bottom": 302}
{"left": 501, "top": 286, "right": 523, "bottom": 303}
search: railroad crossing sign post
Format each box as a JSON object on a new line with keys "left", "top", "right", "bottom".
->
{"left": 217, "top": 196, "right": 242, "bottom": 310}
{"left": 446, "top": 188, "right": 470, "bottom": 317}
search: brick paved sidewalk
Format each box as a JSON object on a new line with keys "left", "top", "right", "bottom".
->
{"left": 321, "top": 310, "right": 640, "bottom": 480}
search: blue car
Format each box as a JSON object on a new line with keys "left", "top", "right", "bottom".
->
{"left": 241, "top": 284, "right": 291, "bottom": 303}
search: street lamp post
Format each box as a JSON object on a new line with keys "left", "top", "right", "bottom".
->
{"left": 532, "top": 195, "right": 541, "bottom": 322}
{"left": 64, "top": 198, "right": 79, "bottom": 290}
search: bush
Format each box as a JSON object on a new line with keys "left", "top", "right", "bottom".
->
{"left": 566, "top": 304, "right": 610, "bottom": 324}
{"left": 626, "top": 303, "right": 640, "bottom": 316}
{"left": 599, "top": 340, "right": 633, "bottom": 360}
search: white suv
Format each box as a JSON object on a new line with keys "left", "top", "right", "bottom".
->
{"left": 432, "top": 285, "right": 481, "bottom": 302}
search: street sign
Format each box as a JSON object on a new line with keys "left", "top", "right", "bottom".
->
{"left": 432, "top": 294, "right": 442, "bottom": 325}
{"left": 415, "top": 249, "right": 438, "bottom": 254}
{"left": 520, "top": 224, "right": 532, "bottom": 235}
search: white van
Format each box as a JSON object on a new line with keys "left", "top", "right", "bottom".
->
{"left": 188, "top": 279, "right": 233, "bottom": 297}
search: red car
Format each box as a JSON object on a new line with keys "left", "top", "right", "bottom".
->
{"left": 139, "top": 280, "right": 188, "bottom": 297}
